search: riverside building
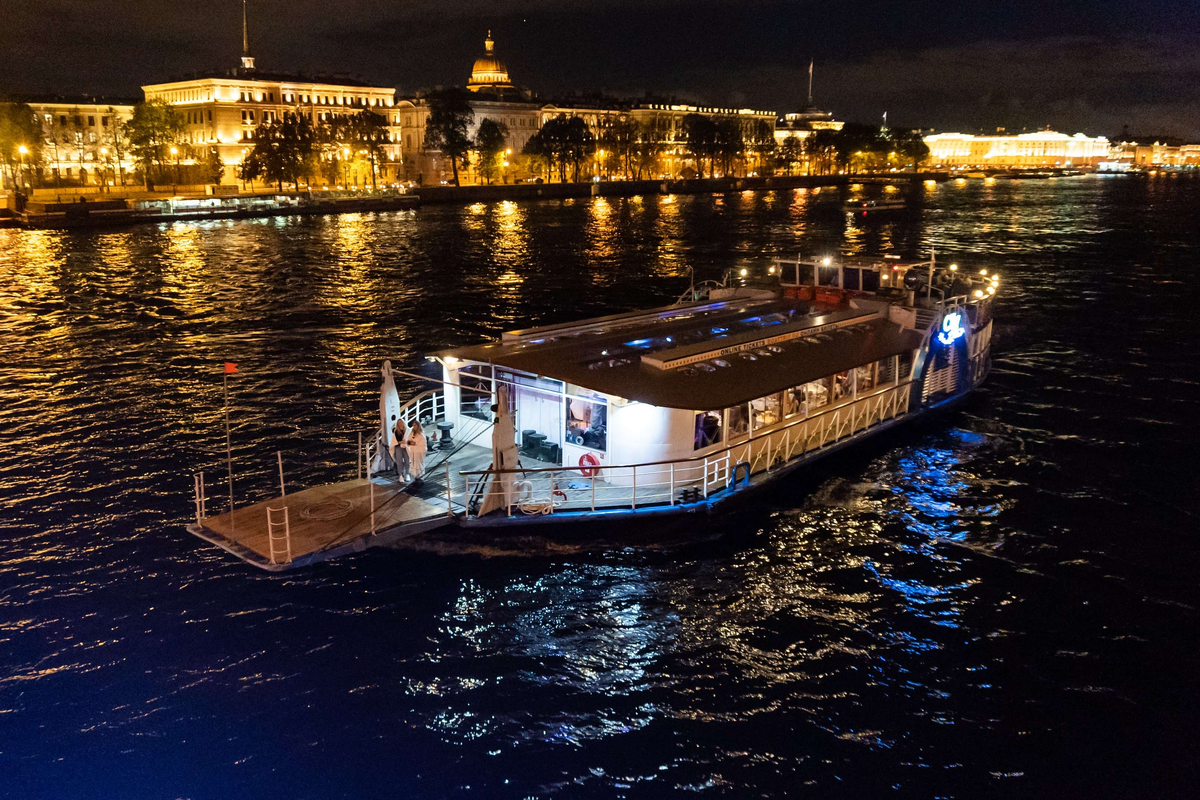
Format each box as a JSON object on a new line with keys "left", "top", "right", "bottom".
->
{"left": 19, "top": 96, "right": 138, "bottom": 188}
{"left": 141, "top": 2, "right": 401, "bottom": 185}
{"left": 924, "top": 130, "right": 1110, "bottom": 168}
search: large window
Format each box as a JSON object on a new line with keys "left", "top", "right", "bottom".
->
{"left": 727, "top": 403, "right": 750, "bottom": 439}
{"left": 804, "top": 377, "right": 830, "bottom": 411}
{"left": 566, "top": 395, "right": 607, "bottom": 451}
{"left": 832, "top": 370, "right": 852, "bottom": 401}
{"left": 856, "top": 363, "right": 876, "bottom": 394}
{"left": 751, "top": 393, "right": 783, "bottom": 431}
{"left": 458, "top": 364, "right": 493, "bottom": 420}
{"left": 784, "top": 386, "right": 805, "bottom": 418}
{"left": 694, "top": 410, "right": 723, "bottom": 450}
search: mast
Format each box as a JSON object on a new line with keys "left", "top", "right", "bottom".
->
{"left": 807, "top": 60, "right": 814, "bottom": 107}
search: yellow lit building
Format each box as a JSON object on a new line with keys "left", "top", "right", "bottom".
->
{"left": 141, "top": 6, "right": 401, "bottom": 186}
{"left": 16, "top": 96, "right": 137, "bottom": 188}
{"left": 924, "top": 130, "right": 1111, "bottom": 168}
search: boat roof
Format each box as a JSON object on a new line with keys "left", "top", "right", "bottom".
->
{"left": 437, "top": 296, "right": 924, "bottom": 409}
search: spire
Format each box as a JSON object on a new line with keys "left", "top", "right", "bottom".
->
{"left": 240, "top": 0, "right": 255, "bottom": 70}
{"left": 485, "top": 30, "right": 494, "bottom": 54}
{"left": 807, "top": 60, "right": 814, "bottom": 107}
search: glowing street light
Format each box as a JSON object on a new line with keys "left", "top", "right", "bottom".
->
{"left": 170, "top": 146, "right": 180, "bottom": 193}
{"left": 17, "top": 144, "right": 28, "bottom": 189}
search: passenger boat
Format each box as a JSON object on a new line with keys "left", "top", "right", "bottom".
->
{"left": 187, "top": 254, "right": 998, "bottom": 569}
{"left": 843, "top": 197, "right": 907, "bottom": 214}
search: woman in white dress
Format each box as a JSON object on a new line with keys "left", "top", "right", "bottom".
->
{"left": 390, "top": 416, "right": 410, "bottom": 482}
{"left": 406, "top": 420, "right": 427, "bottom": 481}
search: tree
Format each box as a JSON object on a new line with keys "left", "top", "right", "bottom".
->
{"left": 807, "top": 129, "right": 838, "bottom": 175}
{"left": 631, "top": 120, "right": 664, "bottom": 180}
{"left": 103, "top": 108, "right": 130, "bottom": 187}
{"left": 202, "top": 147, "right": 225, "bottom": 185}
{"left": 747, "top": 119, "right": 777, "bottom": 176}
{"left": 0, "top": 102, "right": 42, "bottom": 190}
{"left": 598, "top": 114, "right": 638, "bottom": 179}
{"left": 422, "top": 88, "right": 473, "bottom": 186}
{"left": 473, "top": 117, "right": 509, "bottom": 185}
{"left": 890, "top": 128, "right": 930, "bottom": 170}
{"left": 353, "top": 110, "right": 389, "bottom": 190}
{"left": 779, "top": 135, "right": 803, "bottom": 176}
{"left": 681, "top": 113, "right": 717, "bottom": 178}
{"left": 713, "top": 116, "right": 745, "bottom": 177}
{"left": 126, "top": 100, "right": 183, "bottom": 189}
{"left": 521, "top": 130, "right": 552, "bottom": 182}
{"left": 245, "top": 111, "right": 316, "bottom": 190}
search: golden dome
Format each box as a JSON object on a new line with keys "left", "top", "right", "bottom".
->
{"left": 467, "top": 31, "right": 513, "bottom": 91}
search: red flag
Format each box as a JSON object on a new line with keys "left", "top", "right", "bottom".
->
{"left": 224, "top": 362, "right": 238, "bottom": 374}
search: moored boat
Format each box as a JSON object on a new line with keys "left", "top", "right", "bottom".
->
{"left": 187, "top": 254, "right": 999, "bottom": 569}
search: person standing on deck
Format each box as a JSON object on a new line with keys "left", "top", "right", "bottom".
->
{"left": 406, "top": 421, "right": 427, "bottom": 482}
{"left": 390, "top": 416, "right": 410, "bottom": 483}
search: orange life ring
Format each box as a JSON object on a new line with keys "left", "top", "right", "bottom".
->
{"left": 578, "top": 452, "right": 600, "bottom": 477}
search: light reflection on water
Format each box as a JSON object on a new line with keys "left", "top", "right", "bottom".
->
{"left": 2, "top": 176, "right": 1200, "bottom": 797}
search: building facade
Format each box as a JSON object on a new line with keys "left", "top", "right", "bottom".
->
{"left": 924, "top": 130, "right": 1111, "bottom": 168}
{"left": 143, "top": 70, "right": 401, "bottom": 186}
{"left": 21, "top": 97, "right": 137, "bottom": 188}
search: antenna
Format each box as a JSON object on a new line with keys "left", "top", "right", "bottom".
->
{"left": 807, "top": 60, "right": 814, "bottom": 107}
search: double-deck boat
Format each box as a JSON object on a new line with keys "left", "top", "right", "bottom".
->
{"left": 187, "top": 254, "right": 998, "bottom": 570}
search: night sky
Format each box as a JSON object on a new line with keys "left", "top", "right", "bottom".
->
{"left": 3, "top": 0, "right": 1199, "bottom": 138}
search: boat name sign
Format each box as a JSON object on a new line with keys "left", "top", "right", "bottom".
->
{"left": 937, "top": 312, "right": 965, "bottom": 346}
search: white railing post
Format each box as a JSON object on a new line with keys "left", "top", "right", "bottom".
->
{"left": 631, "top": 466, "right": 637, "bottom": 509}
{"left": 358, "top": 431, "right": 363, "bottom": 479}
{"left": 445, "top": 461, "right": 452, "bottom": 516}
{"left": 369, "top": 476, "right": 376, "bottom": 535}
{"left": 669, "top": 463, "right": 675, "bottom": 505}
{"left": 591, "top": 473, "right": 596, "bottom": 511}
{"left": 703, "top": 457, "right": 709, "bottom": 497}
{"left": 277, "top": 451, "right": 286, "bottom": 499}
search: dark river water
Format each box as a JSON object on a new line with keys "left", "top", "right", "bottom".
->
{"left": 3, "top": 176, "right": 1199, "bottom": 798}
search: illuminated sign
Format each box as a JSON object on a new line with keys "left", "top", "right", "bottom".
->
{"left": 937, "top": 312, "right": 965, "bottom": 346}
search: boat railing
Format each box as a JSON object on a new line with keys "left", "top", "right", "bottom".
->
{"left": 459, "top": 379, "right": 913, "bottom": 519}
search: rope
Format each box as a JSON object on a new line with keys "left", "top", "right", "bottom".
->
{"left": 300, "top": 498, "right": 355, "bottom": 520}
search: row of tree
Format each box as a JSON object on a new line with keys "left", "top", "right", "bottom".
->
{"left": 240, "top": 109, "right": 390, "bottom": 191}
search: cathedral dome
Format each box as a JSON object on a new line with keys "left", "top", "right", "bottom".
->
{"left": 467, "top": 31, "right": 514, "bottom": 91}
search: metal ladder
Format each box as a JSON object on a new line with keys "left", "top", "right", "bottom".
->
{"left": 266, "top": 505, "right": 292, "bottom": 565}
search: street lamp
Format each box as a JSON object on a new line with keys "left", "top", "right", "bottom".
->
{"left": 17, "top": 145, "right": 28, "bottom": 191}
{"left": 170, "top": 146, "right": 180, "bottom": 193}
{"left": 342, "top": 147, "right": 350, "bottom": 190}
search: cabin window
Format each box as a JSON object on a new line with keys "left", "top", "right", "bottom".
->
{"left": 856, "top": 363, "right": 876, "bottom": 394}
{"left": 832, "top": 371, "right": 852, "bottom": 401}
{"left": 566, "top": 396, "right": 607, "bottom": 452}
{"left": 751, "top": 393, "right": 782, "bottom": 431}
{"left": 784, "top": 386, "right": 805, "bottom": 418}
{"left": 458, "top": 364, "right": 493, "bottom": 420}
{"left": 877, "top": 356, "right": 896, "bottom": 385}
{"left": 726, "top": 404, "right": 750, "bottom": 439}
{"left": 804, "top": 378, "right": 830, "bottom": 410}
{"left": 898, "top": 349, "right": 915, "bottom": 379}
{"left": 694, "top": 410, "right": 722, "bottom": 450}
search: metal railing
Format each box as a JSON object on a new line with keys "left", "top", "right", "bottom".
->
{"left": 192, "top": 471, "right": 209, "bottom": 522}
{"left": 460, "top": 380, "right": 913, "bottom": 519}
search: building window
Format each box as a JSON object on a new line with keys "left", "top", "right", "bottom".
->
{"left": 832, "top": 371, "right": 852, "bottom": 401}
{"left": 101, "top": 116, "right": 108, "bottom": 127}
{"left": 694, "top": 410, "right": 722, "bottom": 450}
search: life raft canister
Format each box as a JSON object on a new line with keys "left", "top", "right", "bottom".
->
{"left": 578, "top": 452, "right": 600, "bottom": 477}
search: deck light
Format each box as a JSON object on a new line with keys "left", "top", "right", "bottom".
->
{"left": 768, "top": 265, "right": 776, "bottom": 274}
{"left": 949, "top": 263, "right": 958, "bottom": 271}
{"left": 739, "top": 268, "right": 748, "bottom": 277}
{"left": 822, "top": 257, "right": 831, "bottom": 266}
{"left": 974, "top": 289, "right": 984, "bottom": 299}
{"left": 444, "top": 356, "right": 459, "bottom": 366}
{"left": 979, "top": 269, "right": 988, "bottom": 276}
{"left": 987, "top": 285, "right": 996, "bottom": 295}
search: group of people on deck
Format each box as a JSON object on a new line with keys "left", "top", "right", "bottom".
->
{"left": 388, "top": 416, "right": 427, "bottom": 483}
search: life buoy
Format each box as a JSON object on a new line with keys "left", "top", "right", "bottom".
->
{"left": 578, "top": 452, "right": 600, "bottom": 477}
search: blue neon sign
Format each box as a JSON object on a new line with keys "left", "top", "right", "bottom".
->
{"left": 937, "top": 312, "right": 965, "bottom": 346}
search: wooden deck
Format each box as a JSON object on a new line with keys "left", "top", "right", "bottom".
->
{"left": 191, "top": 477, "right": 454, "bottom": 570}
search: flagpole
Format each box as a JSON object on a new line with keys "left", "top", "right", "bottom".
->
{"left": 224, "top": 370, "right": 234, "bottom": 523}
